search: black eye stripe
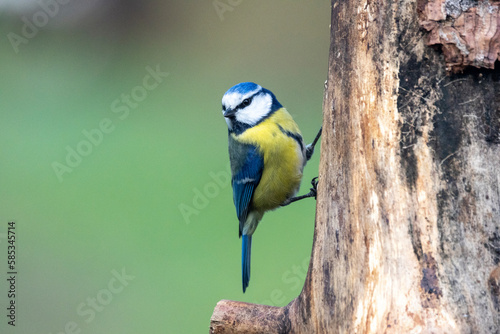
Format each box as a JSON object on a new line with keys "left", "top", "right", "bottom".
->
{"left": 236, "top": 95, "right": 255, "bottom": 110}
{"left": 226, "top": 90, "right": 262, "bottom": 114}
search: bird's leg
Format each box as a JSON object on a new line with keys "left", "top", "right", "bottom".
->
{"left": 305, "top": 126, "right": 322, "bottom": 161}
{"left": 281, "top": 177, "right": 318, "bottom": 206}
{"left": 281, "top": 127, "right": 322, "bottom": 207}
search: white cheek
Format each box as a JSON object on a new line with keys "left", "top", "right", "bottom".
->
{"left": 235, "top": 94, "right": 272, "bottom": 125}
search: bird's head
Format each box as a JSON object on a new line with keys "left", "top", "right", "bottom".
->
{"left": 221, "top": 82, "right": 282, "bottom": 133}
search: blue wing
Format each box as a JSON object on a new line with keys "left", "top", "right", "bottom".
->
{"left": 231, "top": 145, "right": 264, "bottom": 237}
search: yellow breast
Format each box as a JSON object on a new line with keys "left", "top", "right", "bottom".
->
{"left": 232, "top": 108, "right": 305, "bottom": 213}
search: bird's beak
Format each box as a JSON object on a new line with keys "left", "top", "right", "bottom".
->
{"left": 223, "top": 109, "right": 236, "bottom": 118}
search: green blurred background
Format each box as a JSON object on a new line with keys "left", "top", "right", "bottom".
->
{"left": 0, "top": 1, "right": 329, "bottom": 333}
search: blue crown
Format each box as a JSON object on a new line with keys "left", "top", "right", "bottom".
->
{"left": 225, "top": 82, "right": 262, "bottom": 96}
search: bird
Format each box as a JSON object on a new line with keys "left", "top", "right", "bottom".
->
{"left": 221, "top": 82, "right": 321, "bottom": 292}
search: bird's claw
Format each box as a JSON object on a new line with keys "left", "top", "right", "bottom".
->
{"left": 280, "top": 177, "right": 319, "bottom": 206}
{"left": 310, "top": 177, "right": 318, "bottom": 199}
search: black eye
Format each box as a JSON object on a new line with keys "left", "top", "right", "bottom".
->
{"left": 222, "top": 104, "right": 226, "bottom": 111}
{"left": 241, "top": 98, "right": 251, "bottom": 108}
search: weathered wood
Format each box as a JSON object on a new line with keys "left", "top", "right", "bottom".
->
{"left": 210, "top": 0, "right": 500, "bottom": 332}
{"left": 209, "top": 300, "right": 288, "bottom": 334}
{"left": 309, "top": 1, "right": 500, "bottom": 332}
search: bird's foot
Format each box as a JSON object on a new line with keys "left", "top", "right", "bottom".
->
{"left": 281, "top": 177, "right": 319, "bottom": 206}
{"left": 309, "top": 176, "right": 318, "bottom": 199}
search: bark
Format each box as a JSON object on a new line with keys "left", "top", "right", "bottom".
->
{"left": 210, "top": 0, "right": 500, "bottom": 332}
{"left": 418, "top": 0, "right": 500, "bottom": 72}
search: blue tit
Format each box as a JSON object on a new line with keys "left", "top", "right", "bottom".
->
{"left": 221, "top": 82, "right": 314, "bottom": 293}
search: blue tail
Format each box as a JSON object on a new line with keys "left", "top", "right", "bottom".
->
{"left": 242, "top": 234, "right": 252, "bottom": 293}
